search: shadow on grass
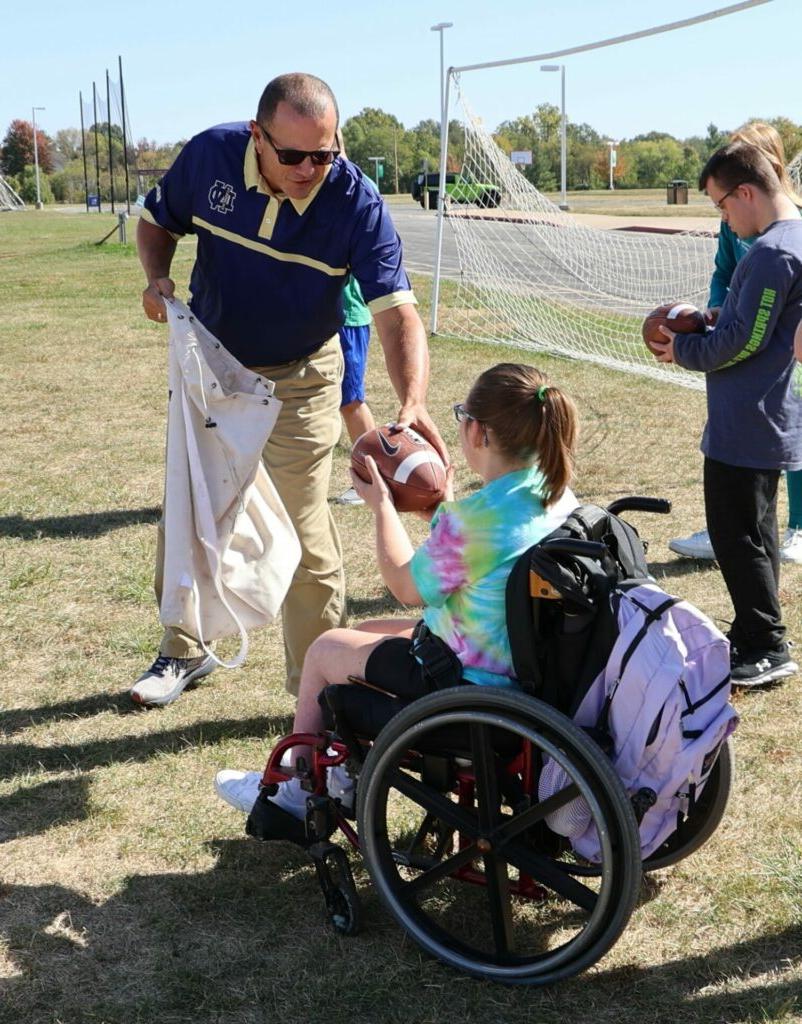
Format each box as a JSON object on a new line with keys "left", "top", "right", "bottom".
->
{"left": 647, "top": 558, "right": 722, "bottom": 583}
{"left": 0, "top": 690, "right": 137, "bottom": 737}
{"left": 0, "top": 714, "right": 289, "bottom": 781}
{"left": 0, "top": 507, "right": 161, "bottom": 540}
{"left": 0, "top": 775, "right": 90, "bottom": 844}
{"left": 346, "top": 595, "right": 406, "bottom": 618}
{"left": 0, "top": 852, "right": 799, "bottom": 1024}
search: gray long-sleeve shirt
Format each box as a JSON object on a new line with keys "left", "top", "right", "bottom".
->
{"left": 674, "top": 218, "right": 802, "bottom": 471}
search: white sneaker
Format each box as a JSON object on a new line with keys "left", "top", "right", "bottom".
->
{"left": 334, "top": 486, "right": 365, "bottom": 506}
{"left": 214, "top": 769, "right": 262, "bottom": 812}
{"left": 780, "top": 527, "right": 802, "bottom": 564}
{"left": 130, "top": 653, "right": 215, "bottom": 706}
{"left": 327, "top": 762, "right": 356, "bottom": 814}
{"left": 668, "top": 528, "right": 716, "bottom": 560}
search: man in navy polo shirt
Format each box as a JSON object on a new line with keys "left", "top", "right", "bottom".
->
{"left": 133, "top": 72, "right": 445, "bottom": 706}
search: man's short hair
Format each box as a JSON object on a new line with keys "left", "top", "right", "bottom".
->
{"left": 699, "top": 141, "right": 782, "bottom": 195}
{"left": 257, "top": 73, "right": 339, "bottom": 127}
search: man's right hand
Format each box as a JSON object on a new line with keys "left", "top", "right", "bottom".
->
{"left": 142, "top": 278, "right": 176, "bottom": 323}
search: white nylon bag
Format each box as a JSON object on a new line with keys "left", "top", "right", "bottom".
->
{"left": 160, "top": 298, "right": 301, "bottom": 667}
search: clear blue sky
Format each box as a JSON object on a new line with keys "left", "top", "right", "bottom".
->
{"left": 3, "top": 0, "right": 798, "bottom": 148}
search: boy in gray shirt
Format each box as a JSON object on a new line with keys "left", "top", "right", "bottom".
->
{"left": 652, "top": 141, "right": 802, "bottom": 687}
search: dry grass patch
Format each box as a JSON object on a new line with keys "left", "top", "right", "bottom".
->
{"left": 0, "top": 212, "right": 800, "bottom": 1024}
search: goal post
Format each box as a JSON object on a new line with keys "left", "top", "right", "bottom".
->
{"left": 428, "top": 0, "right": 773, "bottom": 390}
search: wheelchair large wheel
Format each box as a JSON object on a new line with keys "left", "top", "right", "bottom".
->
{"left": 357, "top": 688, "right": 642, "bottom": 986}
{"left": 643, "top": 737, "right": 734, "bottom": 872}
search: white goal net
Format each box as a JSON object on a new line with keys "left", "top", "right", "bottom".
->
{"left": 0, "top": 175, "right": 24, "bottom": 211}
{"left": 434, "top": 86, "right": 719, "bottom": 391}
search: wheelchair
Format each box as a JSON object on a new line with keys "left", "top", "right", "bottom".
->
{"left": 245, "top": 498, "right": 734, "bottom": 986}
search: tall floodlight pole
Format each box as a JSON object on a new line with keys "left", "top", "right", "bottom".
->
{"left": 32, "top": 106, "right": 45, "bottom": 209}
{"left": 119, "top": 55, "right": 131, "bottom": 213}
{"left": 430, "top": 21, "right": 453, "bottom": 336}
{"left": 79, "top": 93, "right": 90, "bottom": 212}
{"left": 540, "top": 65, "right": 568, "bottom": 210}
{"left": 106, "top": 69, "right": 115, "bottom": 213}
{"left": 92, "top": 83, "right": 102, "bottom": 212}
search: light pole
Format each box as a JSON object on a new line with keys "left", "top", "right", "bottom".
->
{"left": 32, "top": 106, "right": 45, "bottom": 209}
{"left": 607, "top": 140, "right": 618, "bottom": 190}
{"left": 540, "top": 65, "right": 567, "bottom": 210}
{"left": 430, "top": 22, "right": 453, "bottom": 131}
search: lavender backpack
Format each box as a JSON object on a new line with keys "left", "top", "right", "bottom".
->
{"left": 538, "top": 581, "right": 739, "bottom": 860}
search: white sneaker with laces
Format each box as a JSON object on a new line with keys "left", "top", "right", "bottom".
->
{"left": 335, "top": 486, "right": 365, "bottom": 506}
{"left": 668, "top": 528, "right": 716, "bottom": 560}
{"left": 214, "top": 770, "right": 262, "bottom": 812}
{"left": 130, "top": 653, "right": 215, "bottom": 706}
{"left": 780, "top": 527, "right": 802, "bottom": 564}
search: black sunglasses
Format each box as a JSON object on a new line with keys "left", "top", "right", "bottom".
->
{"left": 453, "top": 402, "right": 476, "bottom": 424}
{"left": 259, "top": 126, "right": 340, "bottom": 166}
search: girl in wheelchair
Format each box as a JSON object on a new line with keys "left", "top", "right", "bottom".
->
{"left": 215, "top": 362, "right": 579, "bottom": 837}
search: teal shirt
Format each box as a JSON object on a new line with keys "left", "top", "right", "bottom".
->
{"left": 342, "top": 275, "right": 372, "bottom": 327}
{"left": 708, "top": 220, "right": 754, "bottom": 309}
{"left": 410, "top": 468, "right": 577, "bottom": 687}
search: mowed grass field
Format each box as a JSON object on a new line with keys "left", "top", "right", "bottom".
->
{"left": 1, "top": 210, "right": 801, "bottom": 1024}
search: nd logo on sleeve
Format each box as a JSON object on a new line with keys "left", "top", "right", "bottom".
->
{"left": 208, "top": 180, "right": 236, "bottom": 214}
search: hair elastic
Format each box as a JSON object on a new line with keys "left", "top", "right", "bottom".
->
{"left": 536, "top": 385, "right": 549, "bottom": 402}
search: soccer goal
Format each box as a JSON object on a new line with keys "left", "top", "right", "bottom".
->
{"left": 429, "top": 1, "right": 771, "bottom": 392}
{"left": 0, "top": 175, "right": 24, "bottom": 211}
{"left": 433, "top": 86, "right": 716, "bottom": 392}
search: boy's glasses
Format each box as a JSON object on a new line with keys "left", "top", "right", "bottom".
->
{"left": 453, "top": 403, "right": 476, "bottom": 424}
{"left": 712, "top": 184, "right": 744, "bottom": 211}
{"left": 259, "top": 126, "right": 339, "bottom": 166}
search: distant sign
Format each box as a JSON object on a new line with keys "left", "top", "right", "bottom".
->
{"left": 511, "top": 151, "right": 533, "bottom": 166}
{"left": 87, "top": 194, "right": 100, "bottom": 208}
{"left": 135, "top": 194, "right": 146, "bottom": 207}
{"left": 610, "top": 150, "right": 618, "bottom": 167}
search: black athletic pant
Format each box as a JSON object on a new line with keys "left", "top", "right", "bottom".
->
{"left": 704, "top": 457, "right": 785, "bottom": 653}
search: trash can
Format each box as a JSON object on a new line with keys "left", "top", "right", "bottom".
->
{"left": 666, "top": 179, "right": 689, "bottom": 205}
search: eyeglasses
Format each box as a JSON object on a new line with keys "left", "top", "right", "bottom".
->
{"left": 712, "top": 183, "right": 744, "bottom": 211}
{"left": 453, "top": 402, "right": 476, "bottom": 424}
{"left": 258, "top": 126, "right": 339, "bottom": 166}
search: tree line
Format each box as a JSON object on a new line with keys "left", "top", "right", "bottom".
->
{"left": 3, "top": 108, "right": 802, "bottom": 204}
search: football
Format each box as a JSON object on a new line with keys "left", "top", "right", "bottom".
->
{"left": 351, "top": 424, "right": 447, "bottom": 512}
{"left": 642, "top": 302, "right": 707, "bottom": 355}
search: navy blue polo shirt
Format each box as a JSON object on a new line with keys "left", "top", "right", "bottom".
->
{"left": 142, "top": 122, "right": 415, "bottom": 365}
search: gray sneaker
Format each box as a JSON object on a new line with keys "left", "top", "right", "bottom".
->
{"left": 668, "top": 528, "right": 716, "bottom": 560}
{"left": 130, "top": 653, "right": 215, "bottom": 706}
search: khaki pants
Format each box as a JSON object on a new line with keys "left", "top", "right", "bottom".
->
{"left": 156, "top": 335, "right": 347, "bottom": 694}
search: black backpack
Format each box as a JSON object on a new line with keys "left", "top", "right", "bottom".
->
{"left": 505, "top": 503, "right": 651, "bottom": 716}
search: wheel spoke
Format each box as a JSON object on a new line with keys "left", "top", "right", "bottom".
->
{"left": 388, "top": 766, "right": 481, "bottom": 838}
{"left": 483, "top": 853, "right": 514, "bottom": 956}
{"left": 403, "top": 842, "right": 481, "bottom": 896}
{"left": 491, "top": 781, "right": 581, "bottom": 845}
{"left": 501, "top": 839, "right": 598, "bottom": 912}
{"left": 470, "top": 723, "right": 501, "bottom": 831}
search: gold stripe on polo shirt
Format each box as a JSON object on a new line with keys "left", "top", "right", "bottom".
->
{"left": 191, "top": 216, "right": 348, "bottom": 277}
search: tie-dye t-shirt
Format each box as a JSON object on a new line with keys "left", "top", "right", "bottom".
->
{"left": 409, "top": 467, "right": 577, "bottom": 687}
